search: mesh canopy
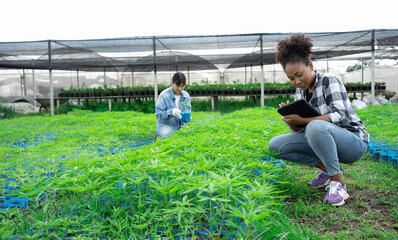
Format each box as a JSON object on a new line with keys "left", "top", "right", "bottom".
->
{"left": 0, "top": 29, "right": 397, "bottom": 73}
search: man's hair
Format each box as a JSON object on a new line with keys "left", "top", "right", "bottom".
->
{"left": 275, "top": 33, "right": 313, "bottom": 70}
{"left": 172, "top": 72, "right": 186, "bottom": 86}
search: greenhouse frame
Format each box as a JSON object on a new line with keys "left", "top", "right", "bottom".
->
{"left": 1, "top": 29, "right": 398, "bottom": 115}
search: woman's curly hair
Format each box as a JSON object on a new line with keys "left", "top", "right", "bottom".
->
{"left": 275, "top": 33, "right": 313, "bottom": 70}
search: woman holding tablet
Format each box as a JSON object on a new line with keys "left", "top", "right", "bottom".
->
{"left": 268, "top": 34, "right": 369, "bottom": 206}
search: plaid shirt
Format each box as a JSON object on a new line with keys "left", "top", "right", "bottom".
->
{"left": 295, "top": 71, "right": 369, "bottom": 143}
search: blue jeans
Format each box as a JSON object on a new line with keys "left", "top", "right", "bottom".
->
{"left": 269, "top": 120, "right": 367, "bottom": 176}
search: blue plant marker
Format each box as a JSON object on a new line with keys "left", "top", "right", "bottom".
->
{"left": 368, "top": 138, "right": 398, "bottom": 169}
{"left": 391, "top": 155, "right": 398, "bottom": 169}
{"left": 380, "top": 150, "right": 389, "bottom": 162}
{"left": 0, "top": 195, "right": 29, "bottom": 210}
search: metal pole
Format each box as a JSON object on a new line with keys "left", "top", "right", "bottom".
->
{"left": 326, "top": 59, "right": 329, "bottom": 73}
{"left": 32, "top": 69, "right": 36, "bottom": 107}
{"left": 77, "top": 70, "right": 80, "bottom": 89}
{"left": 361, "top": 59, "right": 364, "bottom": 84}
{"left": 187, "top": 65, "right": 190, "bottom": 85}
{"left": 371, "top": 30, "right": 376, "bottom": 105}
{"left": 23, "top": 69, "right": 27, "bottom": 96}
{"left": 20, "top": 70, "right": 24, "bottom": 96}
{"left": 273, "top": 64, "right": 276, "bottom": 83}
{"left": 48, "top": 40, "right": 54, "bottom": 116}
{"left": 153, "top": 37, "right": 158, "bottom": 104}
{"left": 175, "top": 55, "right": 178, "bottom": 72}
{"left": 361, "top": 59, "right": 364, "bottom": 100}
{"left": 250, "top": 64, "right": 253, "bottom": 83}
{"left": 131, "top": 66, "right": 135, "bottom": 87}
{"left": 104, "top": 68, "right": 107, "bottom": 87}
{"left": 260, "top": 35, "right": 264, "bottom": 107}
{"left": 245, "top": 64, "right": 247, "bottom": 84}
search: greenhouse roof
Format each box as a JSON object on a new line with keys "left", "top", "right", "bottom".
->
{"left": 0, "top": 29, "right": 397, "bottom": 72}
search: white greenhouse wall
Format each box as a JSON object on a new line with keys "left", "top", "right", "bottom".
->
{"left": 339, "top": 67, "right": 398, "bottom": 93}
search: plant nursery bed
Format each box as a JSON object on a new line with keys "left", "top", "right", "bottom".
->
{"left": 1, "top": 105, "right": 398, "bottom": 239}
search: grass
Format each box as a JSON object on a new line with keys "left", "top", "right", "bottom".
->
{"left": 0, "top": 104, "right": 18, "bottom": 119}
{"left": 276, "top": 153, "right": 398, "bottom": 239}
{"left": 273, "top": 103, "right": 398, "bottom": 240}
{"left": 3, "top": 108, "right": 286, "bottom": 239}
{"left": 359, "top": 104, "right": 398, "bottom": 146}
{"left": 1, "top": 104, "right": 397, "bottom": 239}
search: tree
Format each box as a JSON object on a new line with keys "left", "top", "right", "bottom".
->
{"left": 345, "top": 60, "right": 379, "bottom": 73}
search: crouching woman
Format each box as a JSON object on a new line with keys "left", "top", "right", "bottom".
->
{"left": 155, "top": 72, "right": 191, "bottom": 139}
{"left": 268, "top": 34, "right": 369, "bottom": 206}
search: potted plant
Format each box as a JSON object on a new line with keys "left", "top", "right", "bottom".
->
{"left": 362, "top": 82, "right": 371, "bottom": 91}
{"left": 190, "top": 83, "right": 200, "bottom": 96}
{"left": 116, "top": 84, "right": 126, "bottom": 96}
{"left": 58, "top": 88, "right": 65, "bottom": 98}
{"left": 345, "top": 82, "right": 354, "bottom": 92}
{"left": 67, "top": 86, "right": 77, "bottom": 97}
{"left": 105, "top": 86, "right": 114, "bottom": 96}
{"left": 87, "top": 88, "right": 94, "bottom": 97}
{"left": 145, "top": 86, "right": 154, "bottom": 96}
{"left": 179, "top": 100, "right": 191, "bottom": 123}
{"left": 376, "top": 82, "right": 386, "bottom": 90}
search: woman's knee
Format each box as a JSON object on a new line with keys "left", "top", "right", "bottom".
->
{"left": 269, "top": 136, "right": 281, "bottom": 153}
{"left": 158, "top": 125, "right": 173, "bottom": 138}
{"left": 305, "top": 120, "right": 329, "bottom": 138}
{"left": 306, "top": 120, "right": 326, "bottom": 131}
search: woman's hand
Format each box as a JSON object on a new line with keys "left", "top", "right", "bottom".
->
{"left": 278, "top": 100, "right": 290, "bottom": 108}
{"left": 282, "top": 114, "right": 306, "bottom": 126}
{"left": 281, "top": 114, "right": 305, "bottom": 132}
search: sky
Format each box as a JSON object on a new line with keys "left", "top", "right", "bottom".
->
{"left": 1, "top": 0, "right": 398, "bottom": 42}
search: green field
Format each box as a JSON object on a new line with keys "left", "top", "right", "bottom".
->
{"left": 1, "top": 104, "right": 397, "bottom": 239}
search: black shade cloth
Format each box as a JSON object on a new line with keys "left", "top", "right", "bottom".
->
{"left": 0, "top": 29, "right": 397, "bottom": 73}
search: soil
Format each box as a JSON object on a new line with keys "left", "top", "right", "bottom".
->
{"left": 284, "top": 182, "right": 398, "bottom": 237}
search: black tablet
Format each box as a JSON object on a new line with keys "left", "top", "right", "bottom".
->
{"left": 277, "top": 99, "right": 321, "bottom": 118}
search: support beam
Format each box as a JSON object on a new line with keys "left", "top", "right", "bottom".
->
{"left": 361, "top": 59, "right": 364, "bottom": 100}
{"left": 273, "top": 64, "right": 276, "bottom": 83}
{"left": 104, "top": 68, "right": 107, "bottom": 87}
{"left": 48, "top": 40, "right": 54, "bottom": 116}
{"left": 361, "top": 59, "right": 364, "bottom": 84}
{"left": 20, "top": 70, "right": 23, "bottom": 96}
{"left": 175, "top": 55, "right": 179, "bottom": 72}
{"left": 32, "top": 69, "right": 36, "bottom": 106}
{"left": 211, "top": 96, "right": 218, "bottom": 111}
{"left": 153, "top": 37, "right": 159, "bottom": 104}
{"left": 187, "top": 65, "right": 190, "bottom": 85}
{"left": 371, "top": 30, "right": 376, "bottom": 105}
{"left": 245, "top": 64, "right": 247, "bottom": 84}
{"left": 23, "top": 69, "right": 27, "bottom": 96}
{"left": 326, "top": 58, "right": 329, "bottom": 73}
{"left": 131, "top": 66, "right": 135, "bottom": 87}
{"left": 77, "top": 70, "right": 80, "bottom": 89}
{"left": 250, "top": 64, "right": 253, "bottom": 83}
{"left": 260, "top": 34, "right": 264, "bottom": 107}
